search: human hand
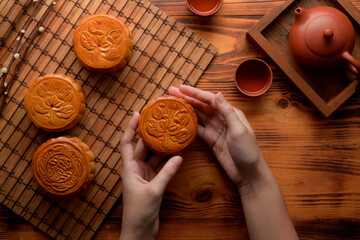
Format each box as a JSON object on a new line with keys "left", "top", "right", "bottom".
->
{"left": 169, "top": 85, "right": 264, "bottom": 190}
{"left": 171, "top": 85, "right": 299, "bottom": 240}
{"left": 120, "top": 112, "right": 183, "bottom": 240}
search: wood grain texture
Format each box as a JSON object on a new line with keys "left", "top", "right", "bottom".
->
{"left": 0, "top": 0, "right": 215, "bottom": 239}
{"left": 1, "top": 0, "right": 360, "bottom": 239}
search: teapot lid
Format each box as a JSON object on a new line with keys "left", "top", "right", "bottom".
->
{"left": 305, "top": 15, "right": 347, "bottom": 56}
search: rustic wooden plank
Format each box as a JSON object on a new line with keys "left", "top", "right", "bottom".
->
{"left": 2, "top": 0, "right": 359, "bottom": 240}
{"left": 0, "top": 0, "right": 216, "bottom": 239}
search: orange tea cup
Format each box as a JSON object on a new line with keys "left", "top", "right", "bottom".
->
{"left": 186, "top": 0, "right": 223, "bottom": 16}
{"left": 235, "top": 58, "right": 273, "bottom": 97}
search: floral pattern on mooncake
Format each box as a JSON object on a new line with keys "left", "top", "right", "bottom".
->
{"left": 25, "top": 74, "right": 85, "bottom": 132}
{"left": 73, "top": 14, "right": 133, "bottom": 73}
{"left": 139, "top": 96, "right": 198, "bottom": 155}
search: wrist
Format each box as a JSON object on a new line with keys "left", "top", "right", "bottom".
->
{"left": 120, "top": 212, "right": 158, "bottom": 240}
{"left": 120, "top": 231, "right": 155, "bottom": 240}
{"left": 237, "top": 158, "right": 278, "bottom": 198}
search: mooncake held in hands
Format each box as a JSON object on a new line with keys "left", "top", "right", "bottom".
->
{"left": 139, "top": 96, "right": 198, "bottom": 155}
{"left": 32, "top": 136, "right": 95, "bottom": 198}
{"left": 73, "top": 14, "right": 133, "bottom": 73}
{"left": 24, "top": 74, "right": 85, "bottom": 132}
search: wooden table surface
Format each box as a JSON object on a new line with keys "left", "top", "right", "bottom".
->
{"left": 1, "top": 0, "right": 360, "bottom": 239}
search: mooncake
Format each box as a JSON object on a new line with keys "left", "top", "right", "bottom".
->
{"left": 73, "top": 14, "right": 133, "bottom": 73}
{"left": 32, "top": 136, "right": 95, "bottom": 197}
{"left": 139, "top": 96, "right": 198, "bottom": 155}
{"left": 24, "top": 74, "right": 85, "bottom": 132}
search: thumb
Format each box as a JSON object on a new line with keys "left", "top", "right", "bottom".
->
{"left": 214, "top": 92, "right": 246, "bottom": 133}
{"left": 152, "top": 156, "right": 183, "bottom": 193}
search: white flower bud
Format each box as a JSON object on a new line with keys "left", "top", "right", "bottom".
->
{"left": 20, "top": 29, "right": 25, "bottom": 34}
{"left": 38, "top": 26, "right": 44, "bottom": 32}
{"left": 1, "top": 67, "right": 7, "bottom": 73}
{"left": 16, "top": 37, "right": 20, "bottom": 41}
{"left": 4, "top": 82, "right": 7, "bottom": 88}
{"left": 14, "top": 53, "right": 20, "bottom": 59}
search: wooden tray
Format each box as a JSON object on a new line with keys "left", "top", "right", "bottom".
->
{"left": 247, "top": 0, "right": 360, "bottom": 117}
{"left": 0, "top": 0, "right": 217, "bottom": 239}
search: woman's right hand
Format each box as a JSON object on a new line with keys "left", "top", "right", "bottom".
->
{"left": 169, "top": 85, "right": 264, "bottom": 190}
{"left": 170, "top": 85, "right": 299, "bottom": 240}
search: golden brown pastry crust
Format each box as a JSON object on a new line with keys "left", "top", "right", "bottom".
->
{"left": 73, "top": 14, "right": 133, "bottom": 73}
{"left": 139, "top": 96, "right": 198, "bottom": 155}
{"left": 32, "top": 136, "right": 95, "bottom": 198}
{"left": 24, "top": 74, "right": 85, "bottom": 132}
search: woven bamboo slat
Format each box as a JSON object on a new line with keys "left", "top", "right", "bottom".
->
{"left": 0, "top": 0, "right": 217, "bottom": 239}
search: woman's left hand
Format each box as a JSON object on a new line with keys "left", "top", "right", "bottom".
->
{"left": 120, "top": 112, "right": 183, "bottom": 240}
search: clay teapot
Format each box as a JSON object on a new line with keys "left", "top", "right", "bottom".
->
{"left": 289, "top": 6, "right": 360, "bottom": 75}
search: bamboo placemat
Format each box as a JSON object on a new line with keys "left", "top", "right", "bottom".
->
{"left": 0, "top": 0, "right": 217, "bottom": 239}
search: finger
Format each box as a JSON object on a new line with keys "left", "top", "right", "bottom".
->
{"left": 170, "top": 86, "right": 213, "bottom": 116}
{"left": 234, "top": 108, "right": 253, "bottom": 133}
{"left": 151, "top": 156, "right": 183, "bottom": 193}
{"left": 197, "top": 124, "right": 206, "bottom": 140}
{"left": 195, "top": 107, "right": 225, "bottom": 133}
{"left": 120, "top": 112, "right": 140, "bottom": 164}
{"left": 179, "top": 85, "right": 215, "bottom": 106}
{"left": 134, "top": 138, "right": 149, "bottom": 161}
{"left": 214, "top": 92, "right": 247, "bottom": 134}
{"left": 168, "top": 86, "right": 184, "bottom": 98}
{"left": 186, "top": 97, "right": 213, "bottom": 116}
{"left": 197, "top": 122, "right": 224, "bottom": 149}
{"left": 154, "top": 155, "right": 177, "bottom": 173}
{"left": 194, "top": 108, "right": 210, "bottom": 125}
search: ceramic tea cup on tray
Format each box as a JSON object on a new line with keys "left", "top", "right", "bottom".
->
{"left": 186, "top": 0, "right": 223, "bottom": 16}
{"left": 235, "top": 58, "right": 273, "bottom": 97}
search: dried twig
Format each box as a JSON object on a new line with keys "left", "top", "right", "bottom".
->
{"left": 0, "top": 0, "right": 57, "bottom": 114}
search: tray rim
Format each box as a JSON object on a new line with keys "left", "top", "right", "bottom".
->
{"left": 247, "top": 0, "right": 360, "bottom": 117}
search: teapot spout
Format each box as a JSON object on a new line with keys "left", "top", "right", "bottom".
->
{"left": 294, "top": 7, "right": 308, "bottom": 24}
{"left": 342, "top": 51, "right": 360, "bottom": 75}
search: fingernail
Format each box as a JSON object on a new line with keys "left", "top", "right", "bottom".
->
{"left": 133, "top": 111, "right": 141, "bottom": 120}
{"left": 172, "top": 156, "right": 183, "bottom": 166}
{"left": 216, "top": 92, "right": 225, "bottom": 103}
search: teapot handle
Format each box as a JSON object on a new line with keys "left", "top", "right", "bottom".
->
{"left": 342, "top": 51, "right": 360, "bottom": 75}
